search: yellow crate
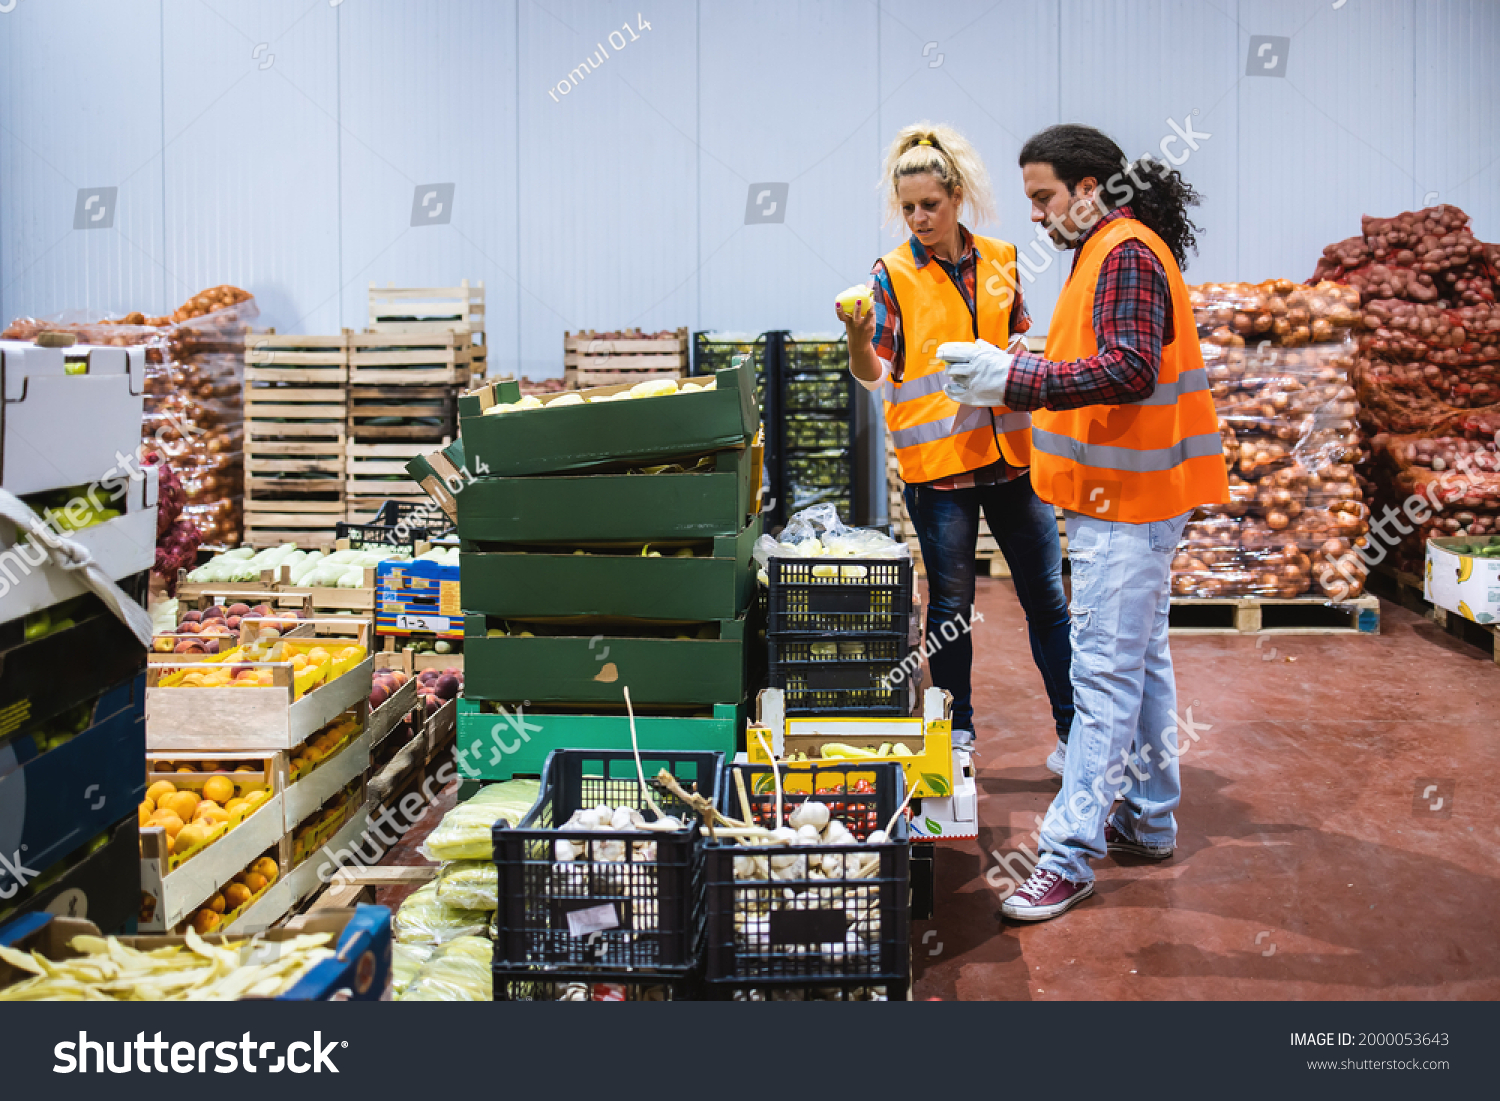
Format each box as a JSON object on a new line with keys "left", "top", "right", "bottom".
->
{"left": 744, "top": 719, "right": 953, "bottom": 798}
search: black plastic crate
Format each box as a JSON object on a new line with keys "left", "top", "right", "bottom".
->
{"left": 769, "top": 635, "right": 911, "bottom": 716}
{"left": 491, "top": 749, "right": 724, "bottom": 977}
{"left": 767, "top": 557, "right": 914, "bottom": 636}
{"left": 782, "top": 369, "right": 854, "bottom": 414}
{"left": 493, "top": 969, "right": 699, "bottom": 1001}
{"left": 704, "top": 761, "right": 910, "bottom": 989}
{"left": 709, "top": 982, "right": 904, "bottom": 1001}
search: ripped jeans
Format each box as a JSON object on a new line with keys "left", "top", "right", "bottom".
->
{"left": 1037, "top": 509, "right": 1192, "bottom": 884}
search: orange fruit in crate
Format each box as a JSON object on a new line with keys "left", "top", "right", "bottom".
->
{"left": 145, "top": 780, "right": 176, "bottom": 805}
{"left": 137, "top": 802, "right": 153, "bottom": 827}
{"left": 195, "top": 803, "right": 229, "bottom": 827}
{"left": 227, "top": 804, "right": 251, "bottom": 827}
{"left": 190, "top": 909, "right": 220, "bottom": 934}
{"left": 223, "top": 883, "right": 252, "bottom": 910}
{"left": 224, "top": 796, "right": 246, "bottom": 813}
{"left": 291, "top": 654, "right": 310, "bottom": 671}
{"left": 151, "top": 812, "right": 185, "bottom": 840}
{"left": 242, "top": 872, "right": 268, "bottom": 894}
{"left": 251, "top": 857, "right": 279, "bottom": 883}
{"left": 202, "top": 775, "right": 234, "bottom": 804}
{"left": 163, "top": 791, "right": 200, "bottom": 821}
{"left": 174, "top": 823, "right": 210, "bottom": 853}
{"left": 243, "top": 789, "right": 271, "bottom": 811}
{"left": 234, "top": 764, "right": 257, "bottom": 773}
{"left": 207, "top": 892, "right": 226, "bottom": 914}
{"left": 151, "top": 760, "right": 174, "bottom": 772}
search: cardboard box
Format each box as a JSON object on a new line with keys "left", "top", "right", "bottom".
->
{"left": 458, "top": 519, "right": 760, "bottom": 621}
{"left": 1426, "top": 536, "right": 1500, "bottom": 625}
{"left": 145, "top": 621, "right": 373, "bottom": 752}
{"left": 0, "top": 465, "right": 158, "bottom": 626}
{"left": 0, "top": 577, "right": 149, "bottom": 744}
{"left": 455, "top": 697, "right": 743, "bottom": 780}
{"left": 454, "top": 443, "right": 760, "bottom": 543}
{"left": 461, "top": 615, "right": 747, "bottom": 705}
{"left": 0, "top": 904, "right": 392, "bottom": 1000}
{"left": 0, "top": 675, "right": 145, "bottom": 889}
{"left": 0, "top": 816, "right": 140, "bottom": 935}
{"left": 375, "top": 556, "right": 461, "bottom": 637}
{"left": 456, "top": 364, "right": 758, "bottom": 478}
{"left": 0, "top": 341, "right": 147, "bottom": 497}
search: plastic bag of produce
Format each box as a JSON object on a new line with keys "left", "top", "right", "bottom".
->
{"left": 753, "top": 503, "right": 908, "bottom": 571}
{"left": 397, "top": 935, "right": 493, "bottom": 1001}
{"left": 392, "top": 882, "right": 491, "bottom": 945}
{"left": 435, "top": 860, "right": 498, "bottom": 910}
{"left": 419, "top": 779, "right": 542, "bottom": 862}
{"left": 391, "top": 942, "right": 435, "bottom": 996}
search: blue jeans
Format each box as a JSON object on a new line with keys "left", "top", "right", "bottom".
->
{"left": 902, "top": 473, "right": 1073, "bottom": 739}
{"left": 1037, "top": 509, "right": 1192, "bottom": 884}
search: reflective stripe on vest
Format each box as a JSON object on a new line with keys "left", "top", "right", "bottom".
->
{"left": 1131, "top": 366, "right": 1209, "bottom": 407}
{"left": 884, "top": 371, "right": 947, "bottom": 405}
{"left": 881, "top": 233, "right": 1031, "bottom": 482}
{"left": 1030, "top": 426, "right": 1224, "bottom": 472}
{"left": 889, "top": 404, "right": 1024, "bottom": 449}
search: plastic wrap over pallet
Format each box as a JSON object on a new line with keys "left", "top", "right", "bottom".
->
{"left": 1173, "top": 282, "right": 1369, "bottom": 600}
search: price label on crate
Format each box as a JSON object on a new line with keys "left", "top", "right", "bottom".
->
{"left": 395, "top": 613, "right": 453, "bottom": 633}
{"left": 566, "top": 902, "right": 620, "bottom": 938}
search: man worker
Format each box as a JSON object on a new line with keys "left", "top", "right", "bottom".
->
{"left": 939, "top": 124, "right": 1229, "bottom": 922}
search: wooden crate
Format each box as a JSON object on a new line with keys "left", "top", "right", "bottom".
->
{"left": 344, "top": 440, "right": 447, "bottom": 527}
{"left": 347, "top": 385, "right": 457, "bottom": 444}
{"left": 563, "top": 326, "right": 688, "bottom": 388}
{"left": 244, "top": 333, "right": 348, "bottom": 549}
{"left": 347, "top": 331, "right": 478, "bottom": 386}
{"left": 368, "top": 279, "right": 485, "bottom": 334}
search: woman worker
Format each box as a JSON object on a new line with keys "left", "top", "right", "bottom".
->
{"left": 836, "top": 122, "right": 1073, "bottom": 768}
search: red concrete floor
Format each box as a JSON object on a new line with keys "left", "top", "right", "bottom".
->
{"left": 911, "top": 576, "right": 1500, "bottom": 1000}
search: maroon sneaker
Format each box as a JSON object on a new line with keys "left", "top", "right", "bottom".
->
{"left": 1104, "top": 819, "right": 1174, "bottom": 860}
{"left": 1000, "top": 868, "right": 1094, "bottom": 921}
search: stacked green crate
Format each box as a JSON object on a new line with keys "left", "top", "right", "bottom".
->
{"left": 441, "top": 364, "right": 762, "bottom": 780}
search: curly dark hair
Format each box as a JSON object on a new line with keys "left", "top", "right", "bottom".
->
{"left": 1018, "top": 124, "right": 1204, "bottom": 269}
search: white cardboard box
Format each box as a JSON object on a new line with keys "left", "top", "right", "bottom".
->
{"left": 0, "top": 342, "right": 147, "bottom": 497}
{"left": 1425, "top": 537, "right": 1500, "bottom": 625}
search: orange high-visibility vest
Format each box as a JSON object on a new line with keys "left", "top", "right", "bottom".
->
{"left": 883, "top": 234, "right": 1032, "bottom": 484}
{"left": 1031, "top": 218, "right": 1229, "bottom": 523}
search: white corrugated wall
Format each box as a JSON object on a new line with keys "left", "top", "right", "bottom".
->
{"left": 1, "top": 0, "right": 1495, "bottom": 380}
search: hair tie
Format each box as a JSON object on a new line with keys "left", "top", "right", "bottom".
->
{"left": 917, "top": 139, "right": 933, "bottom": 146}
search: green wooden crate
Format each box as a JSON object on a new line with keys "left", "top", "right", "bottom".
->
{"left": 454, "top": 698, "right": 745, "bottom": 780}
{"left": 462, "top": 614, "right": 747, "bottom": 705}
{"left": 454, "top": 445, "right": 759, "bottom": 543}
{"left": 456, "top": 365, "right": 758, "bottom": 478}
{"left": 459, "top": 519, "right": 760, "bottom": 621}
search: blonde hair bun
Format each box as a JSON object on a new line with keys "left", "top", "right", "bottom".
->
{"left": 881, "top": 122, "right": 995, "bottom": 230}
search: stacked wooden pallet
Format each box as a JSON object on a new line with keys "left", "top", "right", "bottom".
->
{"left": 563, "top": 327, "right": 688, "bottom": 388}
{"left": 884, "top": 433, "right": 1066, "bottom": 579}
{"left": 368, "top": 280, "right": 485, "bottom": 335}
{"left": 244, "top": 334, "right": 350, "bottom": 549}
{"left": 345, "top": 330, "right": 474, "bottom": 522}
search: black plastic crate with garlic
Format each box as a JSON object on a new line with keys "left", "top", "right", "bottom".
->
{"left": 703, "top": 760, "right": 910, "bottom": 993}
{"left": 491, "top": 748, "right": 724, "bottom": 978}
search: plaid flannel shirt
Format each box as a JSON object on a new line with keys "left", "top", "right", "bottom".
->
{"left": 871, "top": 226, "right": 1032, "bottom": 488}
{"left": 1004, "top": 206, "right": 1175, "bottom": 412}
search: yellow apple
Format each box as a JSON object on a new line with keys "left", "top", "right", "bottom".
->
{"left": 835, "top": 284, "right": 874, "bottom": 318}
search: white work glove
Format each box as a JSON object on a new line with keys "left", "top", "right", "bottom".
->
{"left": 938, "top": 338, "right": 1016, "bottom": 406}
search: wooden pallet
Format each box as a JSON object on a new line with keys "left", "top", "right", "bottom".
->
{"left": 368, "top": 279, "right": 485, "bottom": 335}
{"left": 563, "top": 326, "right": 688, "bottom": 388}
{"left": 1368, "top": 563, "right": 1500, "bottom": 664}
{"left": 1167, "top": 594, "right": 1381, "bottom": 635}
{"left": 347, "top": 331, "right": 478, "bottom": 386}
{"left": 243, "top": 500, "right": 345, "bottom": 549}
